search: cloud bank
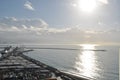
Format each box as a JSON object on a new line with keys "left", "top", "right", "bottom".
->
{"left": 0, "top": 17, "right": 119, "bottom": 45}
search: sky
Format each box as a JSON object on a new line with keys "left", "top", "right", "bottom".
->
{"left": 0, "top": 0, "right": 120, "bottom": 45}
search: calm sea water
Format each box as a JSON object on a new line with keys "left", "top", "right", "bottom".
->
{"left": 25, "top": 44, "right": 119, "bottom": 80}
{"left": 1, "top": 44, "right": 118, "bottom": 80}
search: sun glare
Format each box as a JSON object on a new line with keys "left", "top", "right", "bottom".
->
{"left": 79, "top": 44, "right": 96, "bottom": 49}
{"left": 75, "top": 44, "right": 99, "bottom": 78}
{"left": 82, "top": 44, "right": 95, "bottom": 49}
{"left": 79, "top": 0, "right": 97, "bottom": 13}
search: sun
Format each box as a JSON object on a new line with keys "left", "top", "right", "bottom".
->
{"left": 79, "top": 0, "right": 97, "bottom": 13}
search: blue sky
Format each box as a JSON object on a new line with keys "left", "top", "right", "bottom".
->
{"left": 0, "top": 0, "right": 120, "bottom": 27}
{"left": 0, "top": 0, "right": 120, "bottom": 45}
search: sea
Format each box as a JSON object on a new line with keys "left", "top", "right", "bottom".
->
{"left": 0, "top": 44, "right": 119, "bottom": 80}
{"left": 24, "top": 44, "right": 119, "bottom": 80}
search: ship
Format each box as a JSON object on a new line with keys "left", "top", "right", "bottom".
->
{"left": 0, "top": 46, "right": 90, "bottom": 80}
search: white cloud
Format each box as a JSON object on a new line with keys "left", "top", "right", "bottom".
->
{"left": 0, "top": 17, "right": 119, "bottom": 44}
{"left": 0, "top": 17, "right": 50, "bottom": 36}
{"left": 0, "top": 17, "right": 72, "bottom": 34}
{"left": 11, "top": 26, "right": 20, "bottom": 31}
{"left": 22, "top": 25, "right": 27, "bottom": 29}
{"left": 98, "top": 0, "right": 109, "bottom": 4}
{"left": 24, "top": 1, "right": 35, "bottom": 11}
{"left": 47, "top": 28, "right": 71, "bottom": 33}
{"left": 71, "top": 3, "right": 77, "bottom": 7}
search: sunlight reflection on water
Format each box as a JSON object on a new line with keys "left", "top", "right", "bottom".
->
{"left": 74, "top": 44, "right": 100, "bottom": 79}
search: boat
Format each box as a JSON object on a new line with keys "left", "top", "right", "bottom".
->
{"left": 0, "top": 46, "right": 89, "bottom": 80}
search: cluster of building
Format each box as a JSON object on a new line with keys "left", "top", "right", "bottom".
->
{"left": 0, "top": 69, "right": 56, "bottom": 80}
